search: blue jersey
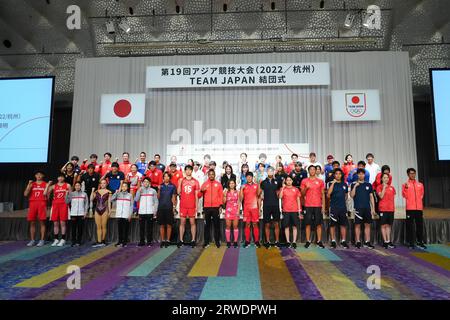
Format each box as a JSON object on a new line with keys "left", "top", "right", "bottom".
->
{"left": 135, "top": 161, "right": 148, "bottom": 175}
{"left": 328, "top": 181, "right": 348, "bottom": 209}
{"left": 347, "top": 168, "right": 370, "bottom": 184}
{"left": 158, "top": 183, "right": 176, "bottom": 209}
{"left": 324, "top": 164, "right": 334, "bottom": 177}
{"left": 351, "top": 182, "right": 373, "bottom": 209}
{"left": 105, "top": 171, "right": 125, "bottom": 192}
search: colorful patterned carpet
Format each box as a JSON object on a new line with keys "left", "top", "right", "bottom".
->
{"left": 0, "top": 241, "right": 449, "bottom": 300}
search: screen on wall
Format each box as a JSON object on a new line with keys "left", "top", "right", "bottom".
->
{"left": 431, "top": 69, "right": 450, "bottom": 161}
{"left": 0, "top": 77, "right": 54, "bottom": 163}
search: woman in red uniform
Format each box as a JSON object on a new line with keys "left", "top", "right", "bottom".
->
{"left": 223, "top": 179, "right": 240, "bottom": 248}
{"left": 377, "top": 173, "right": 396, "bottom": 249}
{"left": 24, "top": 171, "right": 48, "bottom": 247}
{"left": 45, "top": 174, "right": 71, "bottom": 246}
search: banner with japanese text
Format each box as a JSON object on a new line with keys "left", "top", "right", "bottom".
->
{"left": 146, "top": 63, "right": 330, "bottom": 88}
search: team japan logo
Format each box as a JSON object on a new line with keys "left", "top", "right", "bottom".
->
{"left": 345, "top": 93, "right": 367, "bottom": 118}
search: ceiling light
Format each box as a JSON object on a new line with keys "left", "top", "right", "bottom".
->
{"left": 105, "top": 20, "right": 116, "bottom": 34}
{"left": 118, "top": 19, "right": 131, "bottom": 33}
{"left": 344, "top": 12, "right": 355, "bottom": 28}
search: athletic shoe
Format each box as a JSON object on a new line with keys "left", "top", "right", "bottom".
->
{"left": 101, "top": 241, "right": 107, "bottom": 246}
{"left": 203, "top": 243, "right": 210, "bottom": 248}
{"left": 330, "top": 241, "right": 337, "bottom": 249}
{"left": 122, "top": 243, "right": 128, "bottom": 248}
{"left": 264, "top": 242, "right": 270, "bottom": 249}
{"left": 417, "top": 242, "right": 427, "bottom": 249}
{"left": 164, "top": 241, "right": 170, "bottom": 248}
{"left": 137, "top": 241, "right": 146, "bottom": 247}
{"left": 37, "top": 240, "right": 45, "bottom": 247}
{"left": 304, "top": 241, "right": 311, "bottom": 249}
{"left": 275, "top": 242, "right": 281, "bottom": 249}
{"left": 364, "top": 242, "right": 375, "bottom": 249}
{"left": 355, "top": 242, "right": 362, "bottom": 249}
{"left": 115, "top": 242, "right": 122, "bottom": 247}
{"left": 388, "top": 242, "right": 396, "bottom": 249}
{"left": 26, "top": 240, "right": 36, "bottom": 247}
{"left": 382, "top": 242, "right": 389, "bottom": 249}
{"left": 215, "top": 241, "right": 221, "bottom": 248}
{"left": 51, "top": 239, "right": 59, "bottom": 247}
{"left": 292, "top": 242, "right": 297, "bottom": 249}
{"left": 160, "top": 242, "right": 164, "bottom": 248}
{"left": 227, "top": 242, "right": 231, "bottom": 248}
{"left": 243, "top": 241, "right": 250, "bottom": 248}
{"left": 147, "top": 242, "right": 153, "bottom": 247}
{"left": 255, "top": 241, "right": 261, "bottom": 248}
{"left": 92, "top": 242, "right": 102, "bottom": 248}
{"left": 190, "top": 241, "right": 196, "bottom": 248}
{"left": 233, "top": 242, "right": 238, "bottom": 248}
{"left": 317, "top": 241, "right": 325, "bottom": 249}
{"left": 57, "top": 239, "right": 66, "bottom": 247}
{"left": 98, "top": 242, "right": 106, "bottom": 247}
{"left": 177, "top": 241, "right": 183, "bottom": 248}
{"left": 341, "top": 241, "right": 349, "bottom": 249}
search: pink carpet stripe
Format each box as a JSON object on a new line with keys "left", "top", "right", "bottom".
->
{"left": 65, "top": 247, "right": 159, "bottom": 300}
{"left": 217, "top": 248, "right": 239, "bottom": 277}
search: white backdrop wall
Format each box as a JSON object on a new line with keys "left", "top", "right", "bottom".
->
{"left": 70, "top": 51, "right": 416, "bottom": 206}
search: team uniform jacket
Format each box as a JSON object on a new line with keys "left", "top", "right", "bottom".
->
{"left": 402, "top": 180, "right": 424, "bottom": 211}
{"left": 65, "top": 191, "right": 89, "bottom": 216}
{"left": 135, "top": 186, "right": 159, "bottom": 215}
{"left": 111, "top": 191, "right": 133, "bottom": 219}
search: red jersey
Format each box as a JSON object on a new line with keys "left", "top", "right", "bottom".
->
{"left": 376, "top": 184, "right": 396, "bottom": 212}
{"left": 29, "top": 182, "right": 47, "bottom": 202}
{"left": 301, "top": 178, "right": 324, "bottom": 207}
{"left": 80, "top": 161, "right": 100, "bottom": 173}
{"left": 342, "top": 162, "right": 356, "bottom": 180}
{"left": 242, "top": 183, "right": 258, "bottom": 209}
{"left": 53, "top": 183, "right": 69, "bottom": 204}
{"left": 281, "top": 186, "right": 301, "bottom": 212}
{"left": 179, "top": 178, "right": 199, "bottom": 209}
{"left": 100, "top": 161, "right": 112, "bottom": 177}
{"left": 146, "top": 169, "right": 163, "bottom": 187}
{"left": 372, "top": 172, "right": 393, "bottom": 191}
{"left": 170, "top": 170, "right": 183, "bottom": 187}
{"left": 119, "top": 162, "right": 132, "bottom": 176}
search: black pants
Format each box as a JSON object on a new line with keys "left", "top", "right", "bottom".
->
{"left": 406, "top": 210, "right": 424, "bottom": 245}
{"left": 117, "top": 218, "right": 129, "bottom": 244}
{"left": 204, "top": 207, "right": 221, "bottom": 244}
{"left": 70, "top": 216, "right": 84, "bottom": 244}
{"left": 139, "top": 214, "right": 154, "bottom": 243}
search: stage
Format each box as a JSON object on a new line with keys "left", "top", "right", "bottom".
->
{"left": 0, "top": 240, "right": 449, "bottom": 300}
{"left": 0, "top": 208, "right": 449, "bottom": 244}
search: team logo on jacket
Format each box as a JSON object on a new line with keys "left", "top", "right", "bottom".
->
{"left": 345, "top": 93, "right": 367, "bottom": 118}
{"left": 366, "top": 186, "right": 369, "bottom": 190}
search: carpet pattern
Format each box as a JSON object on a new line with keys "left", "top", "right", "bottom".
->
{"left": 0, "top": 241, "right": 449, "bottom": 300}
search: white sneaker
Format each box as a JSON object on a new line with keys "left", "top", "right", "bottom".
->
{"left": 26, "top": 240, "right": 36, "bottom": 247}
{"left": 51, "top": 239, "right": 59, "bottom": 247}
{"left": 37, "top": 240, "right": 45, "bottom": 247}
{"left": 57, "top": 239, "right": 66, "bottom": 247}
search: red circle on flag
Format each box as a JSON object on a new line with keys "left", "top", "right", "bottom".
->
{"left": 113, "top": 100, "right": 132, "bottom": 118}
{"left": 351, "top": 96, "right": 360, "bottom": 104}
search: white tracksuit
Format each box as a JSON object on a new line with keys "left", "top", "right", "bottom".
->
{"left": 66, "top": 191, "right": 89, "bottom": 217}
{"left": 134, "top": 186, "right": 158, "bottom": 215}
{"left": 111, "top": 191, "right": 133, "bottom": 219}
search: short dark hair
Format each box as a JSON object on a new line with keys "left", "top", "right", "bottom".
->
{"left": 357, "top": 161, "right": 366, "bottom": 167}
{"left": 332, "top": 160, "right": 340, "bottom": 167}
{"left": 381, "top": 165, "right": 391, "bottom": 173}
{"left": 121, "top": 182, "right": 130, "bottom": 191}
{"left": 295, "top": 161, "right": 302, "bottom": 167}
{"left": 74, "top": 181, "right": 82, "bottom": 187}
{"left": 334, "top": 168, "right": 344, "bottom": 175}
{"left": 285, "top": 175, "right": 293, "bottom": 181}
{"left": 142, "top": 177, "right": 151, "bottom": 183}
{"left": 163, "top": 172, "right": 171, "bottom": 179}
{"left": 184, "top": 165, "right": 193, "bottom": 171}
{"left": 57, "top": 173, "right": 65, "bottom": 178}
{"left": 104, "top": 152, "right": 112, "bottom": 157}
{"left": 366, "top": 153, "right": 374, "bottom": 159}
{"left": 245, "top": 172, "right": 254, "bottom": 177}
{"left": 87, "top": 164, "right": 95, "bottom": 170}
{"left": 154, "top": 154, "right": 160, "bottom": 158}
{"left": 258, "top": 162, "right": 265, "bottom": 168}
{"left": 315, "top": 165, "right": 322, "bottom": 170}
{"left": 309, "top": 152, "right": 316, "bottom": 157}
{"left": 209, "top": 161, "right": 216, "bottom": 166}
{"left": 71, "top": 155, "right": 79, "bottom": 161}
{"left": 169, "top": 163, "right": 176, "bottom": 167}
{"left": 291, "top": 153, "right": 298, "bottom": 158}
{"left": 307, "top": 165, "right": 316, "bottom": 172}
{"left": 204, "top": 154, "right": 211, "bottom": 160}
{"left": 90, "top": 154, "right": 98, "bottom": 159}
{"left": 357, "top": 168, "right": 366, "bottom": 175}
{"left": 111, "top": 162, "right": 119, "bottom": 168}
{"left": 407, "top": 168, "right": 416, "bottom": 174}
{"left": 240, "top": 152, "right": 248, "bottom": 157}
{"left": 140, "top": 152, "right": 146, "bottom": 156}
{"left": 122, "top": 152, "right": 129, "bottom": 156}
{"left": 208, "top": 168, "right": 216, "bottom": 175}
{"left": 34, "top": 170, "right": 45, "bottom": 176}
{"left": 149, "top": 160, "right": 156, "bottom": 166}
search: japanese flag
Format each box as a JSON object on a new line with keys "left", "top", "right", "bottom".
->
{"left": 100, "top": 94, "right": 146, "bottom": 124}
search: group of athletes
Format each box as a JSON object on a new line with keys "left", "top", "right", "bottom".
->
{"left": 23, "top": 150, "right": 426, "bottom": 250}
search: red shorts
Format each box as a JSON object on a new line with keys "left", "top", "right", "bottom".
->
{"left": 243, "top": 207, "right": 259, "bottom": 223}
{"left": 51, "top": 203, "right": 69, "bottom": 221}
{"left": 27, "top": 201, "right": 47, "bottom": 221}
{"left": 180, "top": 207, "right": 196, "bottom": 218}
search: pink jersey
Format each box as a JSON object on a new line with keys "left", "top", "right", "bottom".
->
{"left": 301, "top": 177, "right": 324, "bottom": 207}
{"left": 242, "top": 183, "right": 258, "bottom": 209}
{"left": 53, "top": 183, "right": 69, "bottom": 204}
{"left": 225, "top": 190, "right": 239, "bottom": 218}
{"left": 179, "top": 178, "right": 200, "bottom": 209}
